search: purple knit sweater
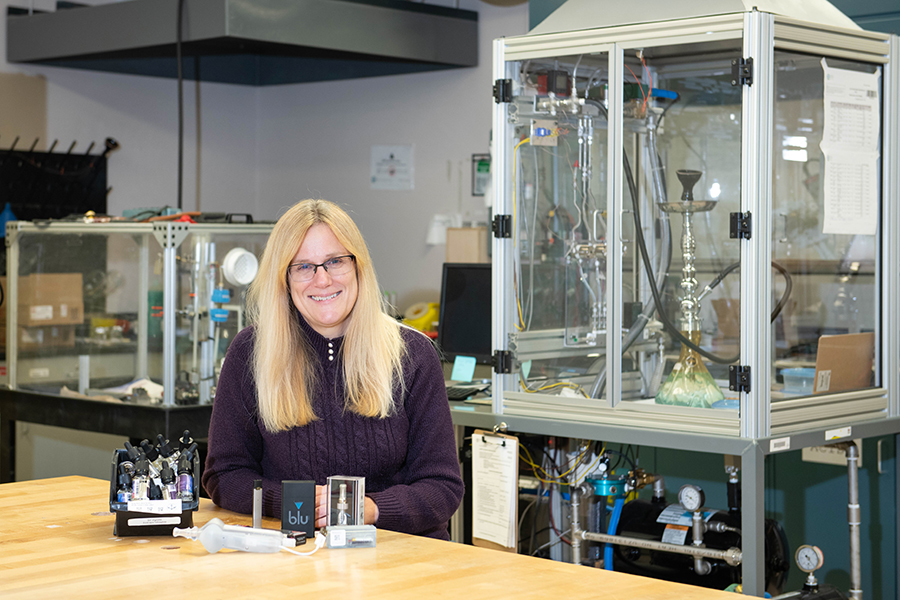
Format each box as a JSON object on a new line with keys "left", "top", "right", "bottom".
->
{"left": 202, "top": 317, "right": 464, "bottom": 540}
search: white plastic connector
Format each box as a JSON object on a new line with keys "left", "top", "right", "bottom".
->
{"left": 282, "top": 531, "right": 326, "bottom": 557}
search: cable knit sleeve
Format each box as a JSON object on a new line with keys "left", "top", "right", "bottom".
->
{"left": 366, "top": 328, "right": 464, "bottom": 539}
{"left": 202, "top": 327, "right": 282, "bottom": 517}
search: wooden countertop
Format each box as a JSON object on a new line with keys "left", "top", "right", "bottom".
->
{"left": 1, "top": 477, "right": 738, "bottom": 599}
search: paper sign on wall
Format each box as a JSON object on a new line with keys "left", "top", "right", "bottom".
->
{"left": 371, "top": 145, "right": 414, "bottom": 191}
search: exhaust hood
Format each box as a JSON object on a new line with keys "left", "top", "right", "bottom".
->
{"left": 529, "top": 0, "right": 860, "bottom": 36}
{"left": 6, "top": 0, "right": 478, "bottom": 86}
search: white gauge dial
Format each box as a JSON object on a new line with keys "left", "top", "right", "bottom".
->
{"left": 677, "top": 484, "right": 705, "bottom": 512}
{"left": 795, "top": 545, "right": 824, "bottom": 573}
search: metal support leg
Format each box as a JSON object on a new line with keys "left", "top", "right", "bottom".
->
{"left": 741, "top": 441, "right": 765, "bottom": 596}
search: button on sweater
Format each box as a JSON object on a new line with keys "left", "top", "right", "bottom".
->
{"left": 202, "top": 317, "right": 464, "bottom": 540}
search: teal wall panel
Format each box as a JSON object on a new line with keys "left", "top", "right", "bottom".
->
{"left": 635, "top": 437, "right": 896, "bottom": 597}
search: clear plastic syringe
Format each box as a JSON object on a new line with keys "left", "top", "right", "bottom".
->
{"left": 174, "top": 518, "right": 288, "bottom": 553}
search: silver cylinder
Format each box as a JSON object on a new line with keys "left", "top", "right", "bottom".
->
{"left": 570, "top": 484, "right": 584, "bottom": 565}
{"left": 581, "top": 530, "right": 742, "bottom": 566}
{"left": 845, "top": 442, "right": 862, "bottom": 599}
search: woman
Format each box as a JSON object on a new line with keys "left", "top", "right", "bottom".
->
{"left": 203, "top": 199, "right": 464, "bottom": 539}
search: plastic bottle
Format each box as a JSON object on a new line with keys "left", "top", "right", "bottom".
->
{"left": 132, "top": 459, "right": 151, "bottom": 501}
{"left": 178, "top": 430, "right": 194, "bottom": 453}
{"left": 156, "top": 434, "right": 176, "bottom": 463}
{"left": 177, "top": 445, "right": 196, "bottom": 501}
{"left": 160, "top": 460, "right": 179, "bottom": 501}
{"left": 0, "top": 203, "right": 16, "bottom": 238}
{"left": 116, "top": 464, "right": 133, "bottom": 502}
{"left": 173, "top": 518, "right": 285, "bottom": 553}
{"left": 140, "top": 439, "right": 165, "bottom": 477}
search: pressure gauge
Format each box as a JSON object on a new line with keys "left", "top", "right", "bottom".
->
{"left": 795, "top": 545, "right": 825, "bottom": 574}
{"left": 677, "top": 484, "right": 705, "bottom": 512}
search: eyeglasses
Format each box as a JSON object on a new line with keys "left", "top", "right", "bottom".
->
{"left": 287, "top": 255, "right": 356, "bottom": 282}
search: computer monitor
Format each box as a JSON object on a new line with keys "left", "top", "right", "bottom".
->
{"left": 436, "top": 263, "right": 492, "bottom": 365}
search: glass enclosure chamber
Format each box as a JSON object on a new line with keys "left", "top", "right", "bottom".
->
{"left": 490, "top": 11, "right": 899, "bottom": 439}
{"left": 5, "top": 220, "right": 272, "bottom": 406}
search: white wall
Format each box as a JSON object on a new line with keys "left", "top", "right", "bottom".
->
{"left": 3, "top": 0, "right": 528, "bottom": 307}
{"left": 1, "top": 0, "right": 528, "bottom": 480}
{"left": 256, "top": 0, "right": 528, "bottom": 309}
{"left": 1, "top": 1, "right": 260, "bottom": 217}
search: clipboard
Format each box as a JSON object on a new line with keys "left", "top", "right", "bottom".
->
{"left": 471, "top": 429, "right": 519, "bottom": 552}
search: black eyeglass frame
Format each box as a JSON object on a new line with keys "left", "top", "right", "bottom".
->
{"left": 286, "top": 255, "right": 356, "bottom": 281}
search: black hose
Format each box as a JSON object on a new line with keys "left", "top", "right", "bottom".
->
{"left": 703, "top": 260, "right": 793, "bottom": 322}
{"left": 176, "top": 0, "right": 186, "bottom": 211}
{"left": 592, "top": 100, "right": 793, "bottom": 365}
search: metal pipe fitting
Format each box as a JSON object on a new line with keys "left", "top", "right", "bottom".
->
{"left": 580, "top": 530, "right": 742, "bottom": 567}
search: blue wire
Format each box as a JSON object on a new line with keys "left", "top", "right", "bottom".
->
{"left": 604, "top": 497, "right": 625, "bottom": 571}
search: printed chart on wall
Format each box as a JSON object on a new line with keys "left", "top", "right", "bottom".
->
{"left": 819, "top": 59, "right": 880, "bottom": 236}
{"left": 471, "top": 430, "right": 518, "bottom": 551}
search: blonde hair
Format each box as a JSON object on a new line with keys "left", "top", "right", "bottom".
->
{"left": 247, "top": 199, "right": 404, "bottom": 432}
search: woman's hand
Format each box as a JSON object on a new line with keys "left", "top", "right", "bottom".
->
{"left": 315, "top": 484, "right": 379, "bottom": 527}
{"left": 364, "top": 496, "right": 379, "bottom": 525}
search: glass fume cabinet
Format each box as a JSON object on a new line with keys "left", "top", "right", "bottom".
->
{"left": 490, "top": 10, "right": 899, "bottom": 440}
{"left": 5, "top": 221, "right": 272, "bottom": 406}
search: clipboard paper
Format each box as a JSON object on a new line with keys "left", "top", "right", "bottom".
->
{"left": 471, "top": 429, "right": 519, "bottom": 551}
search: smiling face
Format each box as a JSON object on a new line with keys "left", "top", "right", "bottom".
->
{"left": 289, "top": 223, "right": 359, "bottom": 339}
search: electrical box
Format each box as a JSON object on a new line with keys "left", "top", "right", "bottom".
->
{"left": 5, "top": 220, "right": 272, "bottom": 405}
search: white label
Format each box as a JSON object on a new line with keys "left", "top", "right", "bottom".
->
{"left": 127, "top": 499, "right": 182, "bottom": 514}
{"left": 661, "top": 524, "right": 689, "bottom": 545}
{"left": 770, "top": 437, "right": 791, "bottom": 452}
{"left": 656, "top": 505, "right": 716, "bottom": 526}
{"left": 825, "top": 426, "right": 852, "bottom": 440}
{"left": 127, "top": 517, "right": 181, "bottom": 527}
{"left": 30, "top": 305, "right": 53, "bottom": 321}
{"left": 329, "top": 528, "right": 347, "bottom": 547}
{"left": 28, "top": 367, "right": 51, "bottom": 379}
{"left": 802, "top": 441, "right": 862, "bottom": 467}
{"left": 817, "top": 370, "right": 832, "bottom": 392}
{"left": 60, "top": 304, "right": 69, "bottom": 318}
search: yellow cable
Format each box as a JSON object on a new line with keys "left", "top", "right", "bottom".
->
{"left": 511, "top": 136, "right": 531, "bottom": 331}
{"left": 519, "top": 443, "right": 593, "bottom": 484}
{"left": 519, "top": 379, "right": 589, "bottom": 398}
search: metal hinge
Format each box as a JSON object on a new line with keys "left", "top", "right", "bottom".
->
{"left": 730, "top": 211, "right": 752, "bottom": 239}
{"left": 729, "top": 365, "right": 751, "bottom": 393}
{"left": 731, "top": 57, "right": 753, "bottom": 86}
{"left": 492, "top": 350, "right": 513, "bottom": 374}
{"left": 493, "top": 78, "right": 512, "bottom": 103}
{"left": 492, "top": 214, "right": 511, "bottom": 238}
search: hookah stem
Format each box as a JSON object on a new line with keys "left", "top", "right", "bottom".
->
{"left": 589, "top": 100, "right": 727, "bottom": 361}
{"left": 680, "top": 210, "right": 699, "bottom": 331}
{"left": 622, "top": 150, "right": 739, "bottom": 365}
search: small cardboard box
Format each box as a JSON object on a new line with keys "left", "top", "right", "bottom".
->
{"left": 18, "top": 273, "right": 84, "bottom": 327}
{"left": 109, "top": 449, "right": 200, "bottom": 536}
{"left": 446, "top": 227, "right": 489, "bottom": 263}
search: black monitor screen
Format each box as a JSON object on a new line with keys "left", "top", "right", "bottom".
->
{"left": 436, "top": 263, "right": 492, "bottom": 365}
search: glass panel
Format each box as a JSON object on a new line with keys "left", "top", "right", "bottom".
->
{"left": 619, "top": 48, "right": 743, "bottom": 409}
{"left": 505, "top": 52, "right": 611, "bottom": 400}
{"left": 14, "top": 230, "right": 147, "bottom": 393}
{"left": 10, "top": 224, "right": 270, "bottom": 404}
{"left": 172, "top": 232, "right": 270, "bottom": 403}
{"left": 771, "top": 52, "right": 881, "bottom": 398}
